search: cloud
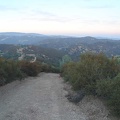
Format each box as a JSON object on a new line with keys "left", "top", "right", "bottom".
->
{"left": 21, "top": 9, "right": 74, "bottom": 23}
{"left": 25, "top": 15, "right": 72, "bottom": 23}
{"left": 22, "top": 9, "right": 119, "bottom": 24}
{"left": 33, "top": 10, "right": 57, "bottom": 17}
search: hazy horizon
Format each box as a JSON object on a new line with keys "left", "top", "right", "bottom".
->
{"left": 1, "top": 31, "right": 120, "bottom": 40}
{"left": 0, "top": 0, "right": 120, "bottom": 38}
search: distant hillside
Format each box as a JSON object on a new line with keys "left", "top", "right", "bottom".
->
{"left": 0, "top": 44, "right": 65, "bottom": 66}
{"left": 0, "top": 32, "right": 50, "bottom": 44}
{"left": 0, "top": 32, "right": 68, "bottom": 45}
{"left": 63, "top": 41, "right": 120, "bottom": 60}
{"left": 38, "top": 36, "right": 120, "bottom": 60}
{"left": 0, "top": 32, "right": 114, "bottom": 45}
{"left": 0, "top": 32, "right": 120, "bottom": 61}
{"left": 38, "top": 36, "right": 112, "bottom": 49}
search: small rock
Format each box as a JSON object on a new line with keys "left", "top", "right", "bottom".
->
{"left": 67, "top": 90, "right": 85, "bottom": 103}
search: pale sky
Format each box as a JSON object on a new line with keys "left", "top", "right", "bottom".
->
{"left": 0, "top": 0, "right": 120, "bottom": 37}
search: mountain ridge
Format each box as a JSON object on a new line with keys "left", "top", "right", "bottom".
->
{"left": 0, "top": 32, "right": 120, "bottom": 45}
{"left": 0, "top": 32, "right": 120, "bottom": 61}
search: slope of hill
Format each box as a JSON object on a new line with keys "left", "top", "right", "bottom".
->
{"left": 38, "top": 36, "right": 111, "bottom": 50}
{"left": 0, "top": 32, "right": 50, "bottom": 45}
{"left": 0, "top": 44, "right": 65, "bottom": 66}
{"left": 0, "top": 32, "right": 120, "bottom": 61}
{"left": 63, "top": 41, "right": 120, "bottom": 60}
{"left": 0, "top": 32, "right": 114, "bottom": 46}
{"left": 0, "top": 32, "right": 69, "bottom": 45}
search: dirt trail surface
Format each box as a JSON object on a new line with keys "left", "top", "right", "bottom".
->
{"left": 0, "top": 73, "right": 86, "bottom": 120}
{"left": 0, "top": 73, "right": 118, "bottom": 120}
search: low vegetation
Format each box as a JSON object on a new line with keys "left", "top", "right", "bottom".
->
{"left": 61, "top": 52, "right": 120, "bottom": 117}
{"left": 0, "top": 58, "right": 23, "bottom": 85}
{"left": 19, "top": 61, "right": 42, "bottom": 77}
{"left": 1, "top": 52, "right": 120, "bottom": 117}
{"left": 0, "top": 58, "right": 60, "bottom": 86}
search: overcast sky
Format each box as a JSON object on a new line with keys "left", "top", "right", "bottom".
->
{"left": 0, "top": 0, "right": 120, "bottom": 37}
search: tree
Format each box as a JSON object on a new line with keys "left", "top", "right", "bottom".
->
{"left": 60, "top": 55, "right": 71, "bottom": 68}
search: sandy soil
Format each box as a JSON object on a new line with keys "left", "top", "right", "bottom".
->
{"left": 0, "top": 73, "right": 118, "bottom": 120}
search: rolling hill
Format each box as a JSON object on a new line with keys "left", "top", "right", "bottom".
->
{"left": 0, "top": 32, "right": 120, "bottom": 61}
{"left": 0, "top": 44, "right": 65, "bottom": 66}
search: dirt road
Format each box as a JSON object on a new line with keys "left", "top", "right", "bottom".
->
{"left": 0, "top": 73, "right": 117, "bottom": 120}
{"left": 0, "top": 73, "right": 87, "bottom": 120}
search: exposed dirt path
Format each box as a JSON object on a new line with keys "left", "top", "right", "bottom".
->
{"left": 0, "top": 73, "right": 87, "bottom": 120}
{"left": 0, "top": 73, "right": 118, "bottom": 120}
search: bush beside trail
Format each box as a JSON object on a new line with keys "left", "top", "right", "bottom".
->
{"left": 61, "top": 52, "right": 120, "bottom": 117}
{"left": 0, "top": 58, "right": 60, "bottom": 86}
{"left": 19, "top": 61, "right": 42, "bottom": 77}
{"left": 0, "top": 58, "right": 23, "bottom": 85}
{"left": 96, "top": 74, "right": 120, "bottom": 116}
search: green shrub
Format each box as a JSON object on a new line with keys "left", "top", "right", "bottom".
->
{"left": 0, "top": 57, "right": 59, "bottom": 87}
{"left": 4, "top": 60, "right": 22, "bottom": 83}
{"left": 0, "top": 58, "right": 24, "bottom": 85}
{"left": 41, "top": 63, "right": 60, "bottom": 73}
{"left": 50, "top": 66, "right": 60, "bottom": 73}
{"left": 41, "top": 63, "right": 52, "bottom": 73}
{"left": 0, "top": 68, "right": 6, "bottom": 86}
{"left": 19, "top": 61, "right": 42, "bottom": 76}
{"left": 96, "top": 74, "right": 120, "bottom": 116}
{"left": 61, "top": 52, "right": 120, "bottom": 117}
{"left": 61, "top": 61, "right": 77, "bottom": 82}
{"left": 61, "top": 52, "right": 120, "bottom": 92}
